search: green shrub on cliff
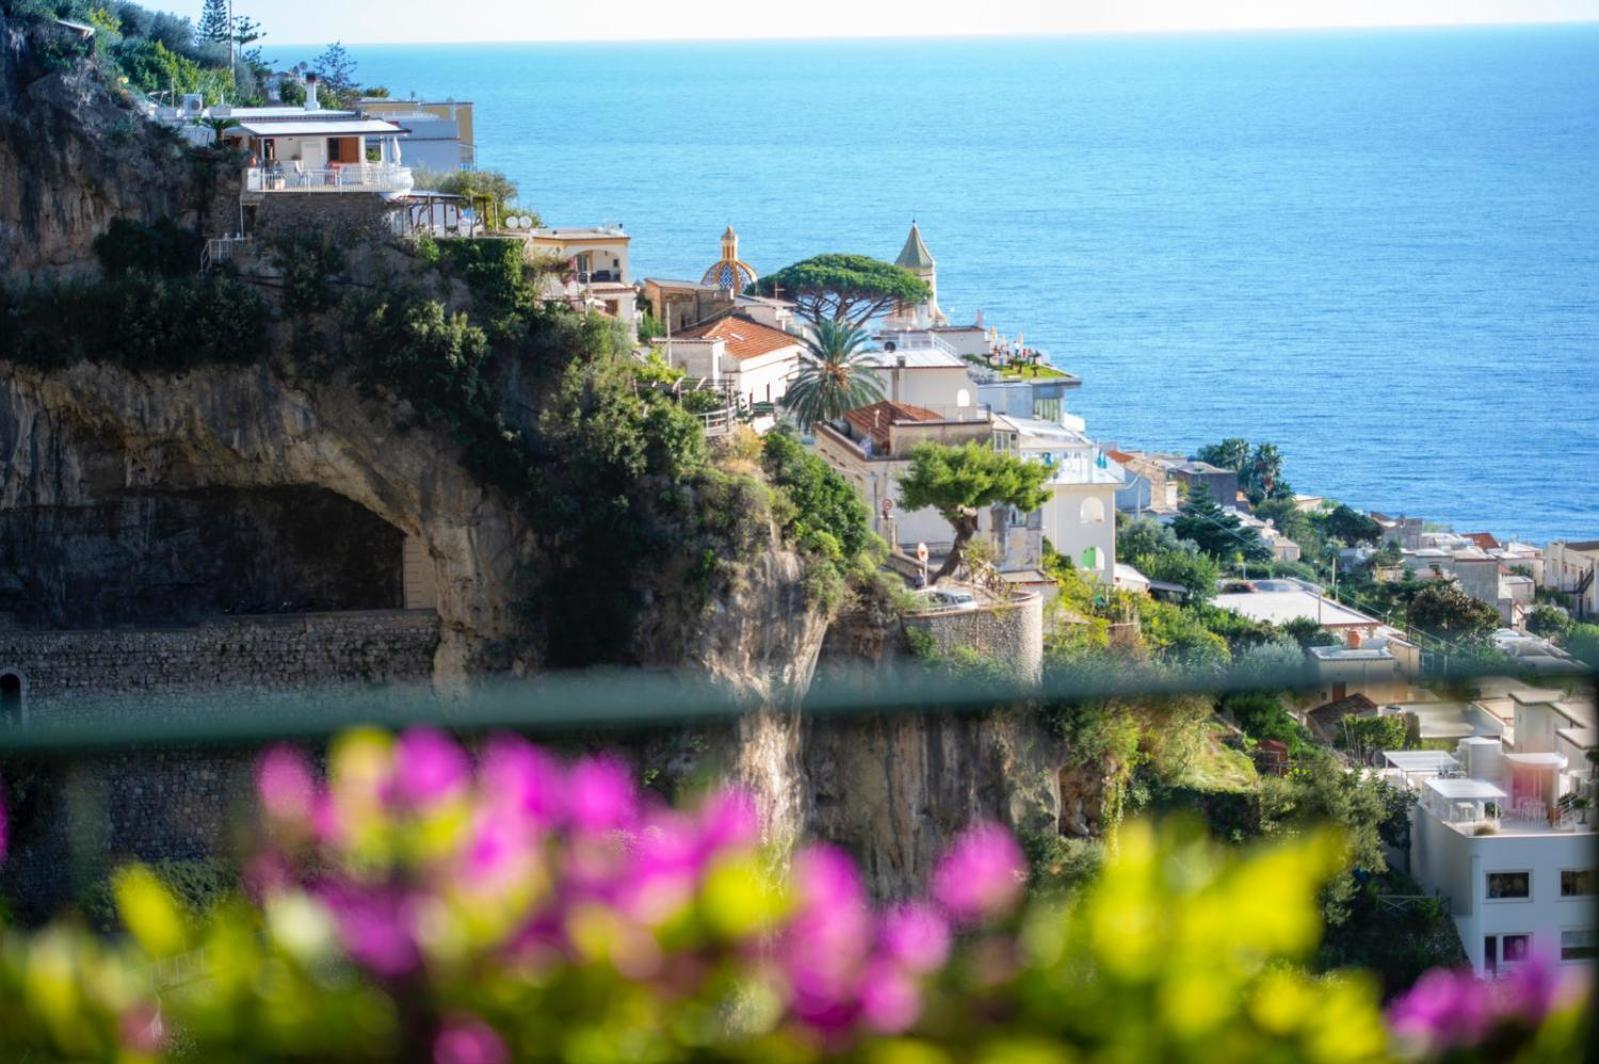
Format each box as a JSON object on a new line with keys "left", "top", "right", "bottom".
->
{"left": 93, "top": 218, "right": 201, "bottom": 277}
{"left": 761, "top": 428, "right": 870, "bottom": 563}
{"left": 435, "top": 237, "right": 536, "bottom": 323}
{"left": 0, "top": 272, "right": 268, "bottom": 371}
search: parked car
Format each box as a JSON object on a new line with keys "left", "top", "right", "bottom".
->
{"left": 914, "top": 587, "right": 979, "bottom": 611}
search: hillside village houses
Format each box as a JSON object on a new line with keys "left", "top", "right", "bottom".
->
{"left": 1545, "top": 541, "right": 1599, "bottom": 620}
{"left": 150, "top": 74, "right": 1581, "bottom": 636}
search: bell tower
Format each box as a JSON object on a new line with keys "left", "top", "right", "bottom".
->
{"left": 890, "top": 221, "right": 947, "bottom": 328}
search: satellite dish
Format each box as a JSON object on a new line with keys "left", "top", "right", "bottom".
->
{"left": 506, "top": 216, "right": 522, "bottom": 230}
{"left": 520, "top": 215, "right": 534, "bottom": 229}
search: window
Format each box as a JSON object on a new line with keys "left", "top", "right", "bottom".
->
{"left": 1486, "top": 871, "right": 1530, "bottom": 899}
{"left": 1080, "top": 497, "right": 1107, "bottom": 525}
{"left": 1562, "top": 930, "right": 1598, "bottom": 962}
{"left": 1502, "top": 934, "right": 1530, "bottom": 963}
{"left": 1561, "top": 869, "right": 1598, "bottom": 897}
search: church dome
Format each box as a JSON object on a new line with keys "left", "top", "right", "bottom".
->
{"left": 701, "top": 225, "right": 759, "bottom": 292}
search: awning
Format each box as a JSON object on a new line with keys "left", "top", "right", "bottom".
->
{"left": 231, "top": 119, "right": 406, "bottom": 137}
{"left": 1382, "top": 750, "right": 1460, "bottom": 773}
{"left": 1503, "top": 752, "right": 1567, "bottom": 769}
{"left": 1425, "top": 778, "right": 1507, "bottom": 800}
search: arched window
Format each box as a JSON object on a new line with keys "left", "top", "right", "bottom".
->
{"left": 0, "top": 671, "right": 24, "bottom": 725}
{"left": 1080, "top": 546, "right": 1099, "bottom": 571}
{"left": 956, "top": 388, "right": 972, "bottom": 408}
{"left": 1080, "top": 496, "right": 1107, "bottom": 525}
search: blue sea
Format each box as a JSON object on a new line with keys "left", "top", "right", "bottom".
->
{"left": 337, "top": 27, "right": 1599, "bottom": 544}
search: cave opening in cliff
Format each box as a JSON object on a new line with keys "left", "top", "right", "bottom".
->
{"left": 0, "top": 671, "right": 23, "bottom": 723}
{"left": 0, "top": 485, "right": 409, "bottom": 629}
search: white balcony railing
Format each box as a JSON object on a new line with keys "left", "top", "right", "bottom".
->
{"left": 245, "top": 164, "right": 415, "bottom": 194}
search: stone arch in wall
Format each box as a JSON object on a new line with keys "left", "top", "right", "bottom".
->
{"left": 0, "top": 669, "right": 26, "bottom": 725}
{"left": 1080, "top": 496, "right": 1107, "bottom": 525}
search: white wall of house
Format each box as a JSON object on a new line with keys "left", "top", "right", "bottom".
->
{"left": 729, "top": 347, "right": 801, "bottom": 408}
{"left": 1410, "top": 814, "right": 1597, "bottom": 975}
{"left": 1040, "top": 481, "right": 1117, "bottom": 583}
{"left": 530, "top": 235, "right": 631, "bottom": 283}
{"left": 870, "top": 365, "right": 979, "bottom": 411}
{"left": 1544, "top": 542, "right": 1599, "bottom": 618}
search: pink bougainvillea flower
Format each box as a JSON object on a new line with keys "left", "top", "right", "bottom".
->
{"left": 1387, "top": 967, "right": 1491, "bottom": 1048}
{"left": 782, "top": 843, "right": 874, "bottom": 1025}
{"left": 858, "top": 958, "right": 923, "bottom": 1034}
{"left": 793, "top": 842, "right": 867, "bottom": 913}
{"left": 1493, "top": 951, "right": 1563, "bottom": 1025}
{"left": 460, "top": 804, "right": 538, "bottom": 893}
{"left": 393, "top": 728, "right": 471, "bottom": 808}
{"left": 567, "top": 755, "right": 639, "bottom": 832}
{"left": 879, "top": 902, "right": 951, "bottom": 974}
{"left": 118, "top": 1001, "right": 167, "bottom": 1056}
{"left": 932, "top": 821, "right": 1026, "bottom": 925}
{"left": 698, "top": 788, "right": 759, "bottom": 856}
{"left": 480, "top": 735, "right": 565, "bottom": 826}
{"left": 311, "top": 790, "right": 342, "bottom": 846}
{"left": 434, "top": 1015, "right": 509, "bottom": 1064}
{"left": 255, "top": 745, "right": 317, "bottom": 827}
{"left": 320, "top": 882, "right": 423, "bottom": 978}
{"left": 621, "top": 810, "right": 701, "bottom": 923}
{"left": 242, "top": 851, "right": 294, "bottom": 901}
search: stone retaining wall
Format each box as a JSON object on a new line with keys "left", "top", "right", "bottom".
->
{"left": 0, "top": 609, "right": 441, "bottom": 719}
{"left": 0, "top": 609, "right": 440, "bottom": 919}
{"left": 901, "top": 592, "right": 1044, "bottom": 680}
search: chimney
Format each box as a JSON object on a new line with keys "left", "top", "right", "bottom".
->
{"left": 304, "top": 72, "right": 320, "bottom": 111}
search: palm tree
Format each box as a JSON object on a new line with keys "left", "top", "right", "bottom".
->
{"left": 781, "top": 320, "right": 885, "bottom": 431}
{"left": 203, "top": 116, "right": 241, "bottom": 150}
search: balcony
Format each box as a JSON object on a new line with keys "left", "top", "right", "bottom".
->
{"left": 245, "top": 163, "right": 415, "bottom": 195}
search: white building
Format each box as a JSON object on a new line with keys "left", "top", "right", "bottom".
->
{"left": 862, "top": 333, "right": 980, "bottom": 411}
{"left": 992, "top": 415, "right": 1119, "bottom": 583}
{"left": 812, "top": 399, "right": 1005, "bottom": 558}
{"left": 1385, "top": 684, "right": 1597, "bottom": 977}
{"left": 1545, "top": 541, "right": 1599, "bottom": 621}
{"left": 197, "top": 76, "right": 414, "bottom": 197}
{"left": 528, "top": 226, "right": 637, "bottom": 323}
{"left": 665, "top": 312, "right": 806, "bottom": 414}
{"left": 359, "top": 97, "right": 476, "bottom": 171}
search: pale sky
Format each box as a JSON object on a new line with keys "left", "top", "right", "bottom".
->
{"left": 228, "top": 0, "right": 1599, "bottom": 46}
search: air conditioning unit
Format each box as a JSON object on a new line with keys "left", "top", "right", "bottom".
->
{"left": 180, "top": 93, "right": 204, "bottom": 117}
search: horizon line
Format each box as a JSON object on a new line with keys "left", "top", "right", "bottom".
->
{"left": 270, "top": 15, "right": 1599, "bottom": 49}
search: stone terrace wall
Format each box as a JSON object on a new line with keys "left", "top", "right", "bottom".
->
{"left": 0, "top": 609, "right": 440, "bottom": 717}
{"left": 0, "top": 609, "right": 440, "bottom": 920}
{"left": 902, "top": 592, "right": 1043, "bottom": 681}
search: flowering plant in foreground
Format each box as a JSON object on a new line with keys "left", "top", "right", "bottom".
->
{"left": 0, "top": 734, "right": 1589, "bottom": 1062}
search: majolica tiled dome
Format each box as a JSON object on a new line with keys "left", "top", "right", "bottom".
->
{"left": 701, "top": 226, "right": 758, "bottom": 291}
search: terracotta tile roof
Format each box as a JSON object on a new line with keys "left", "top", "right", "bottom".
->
{"left": 675, "top": 312, "right": 802, "bottom": 361}
{"left": 1463, "top": 532, "right": 1502, "bottom": 550}
{"left": 843, "top": 400, "right": 943, "bottom": 451}
{"left": 1105, "top": 448, "right": 1136, "bottom": 465}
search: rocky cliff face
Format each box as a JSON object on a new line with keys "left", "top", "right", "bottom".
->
{"left": 0, "top": 15, "right": 237, "bottom": 278}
